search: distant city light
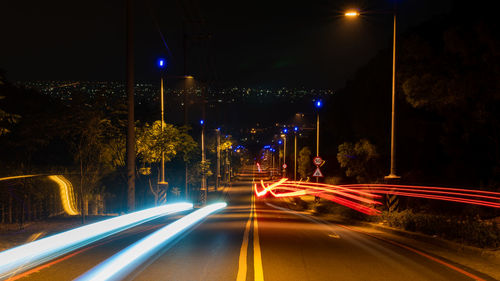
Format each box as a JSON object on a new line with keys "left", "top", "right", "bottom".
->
{"left": 294, "top": 126, "right": 299, "bottom": 132}
{"left": 315, "top": 100, "right": 322, "bottom": 108}
{"left": 278, "top": 140, "right": 283, "bottom": 144}
{"left": 283, "top": 129, "right": 288, "bottom": 133}
{"left": 200, "top": 120, "right": 204, "bottom": 125}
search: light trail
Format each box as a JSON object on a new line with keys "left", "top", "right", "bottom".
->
{"left": 48, "top": 175, "right": 79, "bottom": 215}
{"left": 75, "top": 202, "right": 227, "bottom": 281}
{"left": 0, "top": 174, "right": 79, "bottom": 216}
{"left": 0, "top": 175, "right": 39, "bottom": 181}
{"left": 255, "top": 179, "right": 381, "bottom": 215}
{"left": 0, "top": 203, "right": 193, "bottom": 280}
{"left": 254, "top": 178, "right": 500, "bottom": 214}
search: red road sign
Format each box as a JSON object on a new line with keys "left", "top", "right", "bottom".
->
{"left": 282, "top": 163, "right": 287, "bottom": 169}
{"left": 312, "top": 167, "right": 324, "bottom": 177}
{"left": 313, "top": 156, "right": 323, "bottom": 166}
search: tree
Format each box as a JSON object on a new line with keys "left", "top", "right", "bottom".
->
{"left": 397, "top": 18, "right": 500, "bottom": 186}
{"left": 298, "top": 146, "right": 312, "bottom": 180}
{"left": 337, "top": 139, "right": 380, "bottom": 183}
{"left": 136, "top": 121, "right": 197, "bottom": 205}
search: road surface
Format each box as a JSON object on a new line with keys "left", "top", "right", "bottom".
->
{"left": 7, "top": 181, "right": 495, "bottom": 281}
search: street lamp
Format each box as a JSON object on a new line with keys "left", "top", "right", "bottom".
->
{"left": 216, "top": 128, "right": 221, "bottom": 190}
{"left": 314, "top": 99, "right": 322, "bottom": 184}
{"left": 200, "top": 119, "right": 206, "bottom": 204}
{"left": 345, "top": 11, "right": 359, "bottom": 17}
{"left": 294, "top": 126, "right": 299, "bottom": 181}
{"left": 157, "top": 58, "right": 168, "bottom": 186}
{"left": 281, "top": 132, "right": 287, "bottom": 177}
{"left": 345, "top": 9, "right": 400, "bottom": 179}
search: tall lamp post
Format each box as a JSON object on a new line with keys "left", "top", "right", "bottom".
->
{"left": 158, "top": 59, "right": 168, "bottom": 186}
{"left": 278, "top": 139, "right": 283, "bottom": 177}
{"left": 281, "top": 129, "right": 288, "bottom": 177}
{"left": 294, "top": 126, "right": 299, "bottom": 181}
{"left": 200, "top": 120, "right": 206, "bottom": 204}
{"left": 345, "top": 9, "right": 400, "bottom": 179}
{"left": 216, "top": 128, "right": 221, "bottom": 190}
{"left": 314, "top": 100, "right": 322, "bottom": 183}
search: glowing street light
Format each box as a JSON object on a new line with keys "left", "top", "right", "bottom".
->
{"left": 345, "top": 8, "right": 400, "bottom": 179}
{"left": 158, "top": 58, "right": 166, "bottom": 68}
{"left": 345, "top": 11, "right": 359, "bottom": 17}
{"left": 293, "top": 127, "right": 299, "bottom": 181}
{"left": 314, "top": 99, "right": 323, "bottom": 185}
{"left": 158, "top": 58, "right": 168, "bottom": 187}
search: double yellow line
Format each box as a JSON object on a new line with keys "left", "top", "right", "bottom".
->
{"left": 236, "top": 192, "right": 264, "bottom": 281}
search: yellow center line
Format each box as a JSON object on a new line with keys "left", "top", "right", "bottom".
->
{"left": 236, "top": 192, "right": 253, "bottom": 281}
{"left": 253, "top": 193, "right": 264, "bottom": 281}
{"left": 236, "top": 186, "right": 265, "bottom": 281}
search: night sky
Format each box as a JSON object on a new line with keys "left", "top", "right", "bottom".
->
{"left": 1, "top": 0, "right": 452, "bottom": 89}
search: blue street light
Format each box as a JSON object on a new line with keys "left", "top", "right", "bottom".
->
{"left": 278, "top": 140, "right": 283, "bottom": 145}
{"left": 283, "top": 128, "right": 288, "bottom": 133}
{"left": 294, "top": 126, "right": 299, "bottom": 132}
{"left": 158, "top": 58, "right": 166, "bottom": 69}
{"left": 200, "top": 120, "right": 204, "bottom": 125}
{"left": 315, "top": 100, "right": 322, "bottom": 108}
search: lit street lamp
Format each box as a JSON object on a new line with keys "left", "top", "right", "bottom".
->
{"left": 345, "top": 9, "right": 400, "bottom": 179}
{"left": 216, "top": 128, "right": 221, "bottom": 190}
{"left": 157, "top": 58, "right": 168, "bottom": 186}
{"left": 200, "top": 119, "right": 206, "bottom": 204}
{"left": 294, "top": 126, "right": 299, "bottom": 181}
{"left": 314, "top": 100, "right": 322, "bottom": 184}
{"left": 281, "top": 131, "right": 287, "bottom": 177}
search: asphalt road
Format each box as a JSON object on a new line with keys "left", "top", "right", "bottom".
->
{"left": 8, "top": 181, "right": 495, "bottom": 281}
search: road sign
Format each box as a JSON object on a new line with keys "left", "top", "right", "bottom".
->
{"left": 312, "top": 167, "right": 324, "bottom": 177}
{"left": 313, "top": 156, "right": 323, "bottom": 166}
{"left": 282, "top": 163, "right": 287, "bottom": 169}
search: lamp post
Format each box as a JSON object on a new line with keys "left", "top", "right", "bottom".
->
{"left": 216, "top": 128, "right": 221, "bottom": 190}
{"left": 200, "top": 120, "right": 206, "bottom": 204}
{"left": 281, "top": 129, "right": 288, "bottom": 177}
{"left": 183, "top": 75, "right": 194, "bottom": 200}
{"left": 158, "top": 58, "right": 167, "bottom": 186}
{"left": 294, "top": 126, "right": 299, "bottom": 181}
{"left": 314, "top": 100, "right": 322, "bottom": 183}
{"left": 345, "top": 9, "right": 400, "bottom": 179}
{"left": 278, "top": 139, "right": 282, "bottom": 177}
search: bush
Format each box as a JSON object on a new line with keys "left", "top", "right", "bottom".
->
{"left": 382, "top": 211, "right": 500, "bottom": 248}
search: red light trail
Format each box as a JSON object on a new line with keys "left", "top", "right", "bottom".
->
{"left": 254, "top": 178, "right": 500, "bottom": 215}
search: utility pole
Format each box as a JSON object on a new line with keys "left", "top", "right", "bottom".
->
{"left": 126, "top": 0, "right": 135, "bottom": 212}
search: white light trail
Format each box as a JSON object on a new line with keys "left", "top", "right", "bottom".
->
{"left": 76, "top": 202, "right": 227, "bottom": 281}
{"left": 0, "top": 203, "right": 193, "bottom": 280}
